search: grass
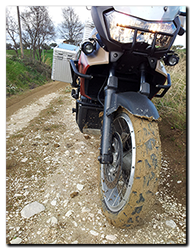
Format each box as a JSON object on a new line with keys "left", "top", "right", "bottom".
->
{"left": 6, "top": 52, "right": 52, "bottom": 96}
{"left": 153, "top": 50, "right": 186, "bottom": 130}
{"left": 6, "top": 49, "right": 53, "bottom": 66}
{"left": 42, "top": 50, "right": 54, "bottom": 66}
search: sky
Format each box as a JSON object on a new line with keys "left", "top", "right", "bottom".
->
{"left": 6, "top": 5, "right": 186, "bottom": 47}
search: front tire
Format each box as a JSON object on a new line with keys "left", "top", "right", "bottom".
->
{"left": 99, "top": 108, "right": 161, "bottom": 228}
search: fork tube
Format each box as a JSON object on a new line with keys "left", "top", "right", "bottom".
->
{"left": 98, "top": 64, "right": 118, "bottom": 164}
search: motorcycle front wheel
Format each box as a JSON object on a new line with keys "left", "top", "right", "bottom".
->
{"left": 99, "top": 108, "right": 161, "bottom": 228}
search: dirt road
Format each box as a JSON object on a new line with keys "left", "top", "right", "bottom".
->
{"left": 6, "top": 81, "right": 186, "bottom": 244}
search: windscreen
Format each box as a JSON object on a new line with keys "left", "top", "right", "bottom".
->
{"left": 113, "top": 6, "right": 180, "bottom": 21}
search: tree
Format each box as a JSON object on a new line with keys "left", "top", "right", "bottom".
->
{"left": 6, "top": 9, "right": 19, "bottom": 56}
{"left": 59, "top": 7, "right": 83, "bottom": 45}
{"left": 50, "top": 42, "right": 57, "bottom": 48}
{"left": 21, "top": 6, "right": 55, "bottom": 62}
{"left": 17, "top": 6, "right": 24, "bottom": 58}
{"left": 6, "top": 43, "right": 13, "bottom": 50}
{"left": 42, "top": 43, "right": 51, "bottom": 51}
{"left": 172, "top": 45, "right": 184, "bottom": 51}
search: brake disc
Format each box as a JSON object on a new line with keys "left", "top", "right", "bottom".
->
{"left": 103, "top": 132, "right": 123, "bottom": 189}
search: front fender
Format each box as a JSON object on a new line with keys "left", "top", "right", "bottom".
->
{"left": 106, "top": 92, "right": 160, "bottom": 120}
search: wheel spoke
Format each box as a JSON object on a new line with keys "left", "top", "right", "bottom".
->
{"left": 101, "top": 112, "right": 136, "bottom": 213}
{"left": 123, "top": 148, "right": 132, "bottom": 158}
{"left": 117, "top": 118, "right": 124, "bottom": 134}
{"left": 112, "top": 189, "right": 122, "bottom": 206}
{"left": 107, "top": 188, "right": 115, "bottom": 201}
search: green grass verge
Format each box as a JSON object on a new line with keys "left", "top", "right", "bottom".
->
{"left": 6, "top": 52, "right": 52, "bottom": 96}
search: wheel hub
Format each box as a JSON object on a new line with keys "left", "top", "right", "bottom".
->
{"left": 104, "top": 132, "right": 123, "bottom": 189}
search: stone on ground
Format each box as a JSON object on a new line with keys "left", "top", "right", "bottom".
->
{"left": 21, "top": 201, "right": 45, "bottom": 218}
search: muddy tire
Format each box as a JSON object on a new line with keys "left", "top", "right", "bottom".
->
{"left": 99, "top": 108, "right": 161, "bottom": 228}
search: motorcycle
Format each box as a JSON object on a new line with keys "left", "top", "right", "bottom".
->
{"left": 69, "top": 6, "right": 185, "bottom": 228}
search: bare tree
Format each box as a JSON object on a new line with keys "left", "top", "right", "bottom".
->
{"left": 21, "top": 6, "right": 55, "bottom": 62}
{"left": 6, "top": 9, "right": 19, "bottom": 56}
{"left": 17, "top": 6, "right": 24, "bottom": 58}
{"left": 59, "top": 7, "right": 83, "bottom": 45}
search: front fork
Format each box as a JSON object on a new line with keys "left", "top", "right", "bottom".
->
{"left": 98, "top": 63, "right": 150, "bottom": 165}
{"left": 98, "top": 64, "right": 117, "bottom": 164}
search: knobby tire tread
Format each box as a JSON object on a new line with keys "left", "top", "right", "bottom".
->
{"left": 99, "top": 108, "right": 161, "bottom": 228}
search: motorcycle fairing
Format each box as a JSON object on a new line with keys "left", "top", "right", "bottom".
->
{"left": 78, "top": 53, "right": 91, "bottom": 99}
{"left": 78, "top": 44, "right": 109, "bottom": 99}
{"left": 76, "top": 52, "right": 168, "bottom": 102}
{"left": 80, "top": 43, "right": 109, "bottom": 67}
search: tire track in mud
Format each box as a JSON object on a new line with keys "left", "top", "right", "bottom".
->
{"left": 6, "top": 82, "right": 186, "bottom": 244}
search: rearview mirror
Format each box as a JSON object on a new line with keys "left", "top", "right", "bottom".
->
{"left": 179, "top": 6, "right": 186, "bottom": 16}
{"left": 86, "top": 6, "right": 92, "bottom": 11}
{"left": 179, "top": 11, "right": 186, "bottom": 16}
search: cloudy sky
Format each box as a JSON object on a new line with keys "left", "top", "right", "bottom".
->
{"left": 7, "top": 6, "right": 92, "bottom": 45}
{"left": 6, "top": 5, "right": 186, "bottom": 47}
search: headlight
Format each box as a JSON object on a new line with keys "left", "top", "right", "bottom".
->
{"left": 105, "top": 11, "right": 176, "bottom": 50}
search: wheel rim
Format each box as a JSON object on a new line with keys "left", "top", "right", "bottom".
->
{"left": 101, "top": 112, "right": 136, "bottom": 213}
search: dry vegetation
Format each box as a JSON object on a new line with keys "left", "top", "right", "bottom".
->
{"left": 153, "top": 51, "right": 186, "bottom": 130}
